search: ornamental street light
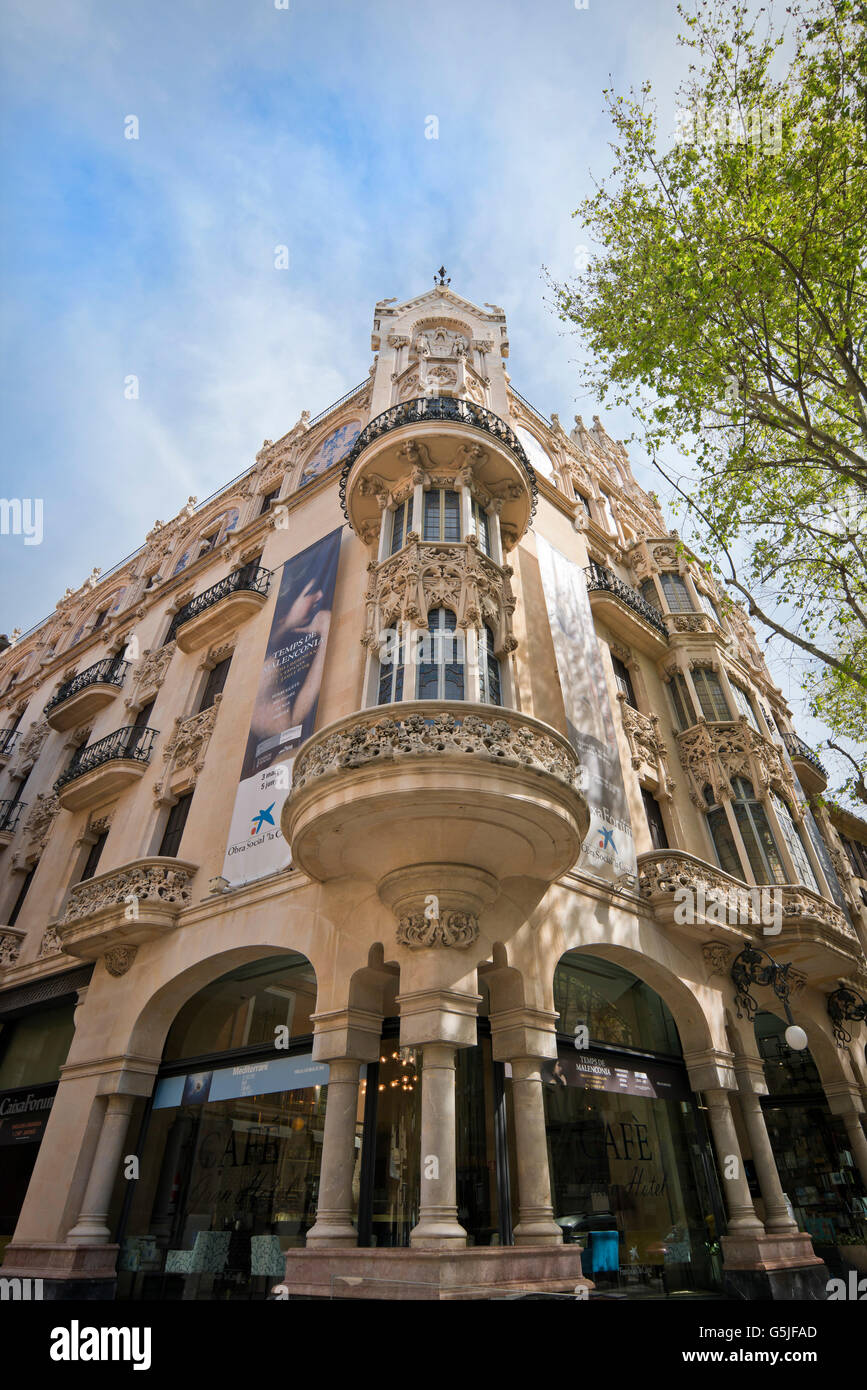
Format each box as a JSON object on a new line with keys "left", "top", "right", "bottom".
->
{"left": 826, "top": 983, "right": 867, "bottom": 1048}
{"left": 730, "top": 943, "right": 809, "bottom": 1051}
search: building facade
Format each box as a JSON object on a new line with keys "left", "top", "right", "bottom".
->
{"left": 1, "top": 279, "right": 866, "bottom": 1301}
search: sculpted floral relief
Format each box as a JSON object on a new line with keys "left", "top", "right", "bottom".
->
{"left": 676, "top": 719, "right": 797, "bottom": 808}
{"left": 62, "top": 860, "right": 195, "bottom": 924}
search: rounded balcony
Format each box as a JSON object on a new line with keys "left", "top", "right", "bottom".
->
{"left": 281, "top": 702, "right": 589, "bottom": 939}
{"left": 339, "top": 398, "right": 538, "bottom": 550}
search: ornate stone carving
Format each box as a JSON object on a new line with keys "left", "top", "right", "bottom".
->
{"left": 367, "top": 536, "right": 515, "bottom": 652}
{"left": 292, "top": 708, "right": 584, "bottom": 794}
{"left": 0, "top": 931, "right": 23, "bottom": 968}
{"left": 676, "top": 719, "right": 797, "bottom": 807}
{"left": 125, "top": 643, "right": 175, "bottom": 709}
{"left": 667, "top": 614, "right": 714, "bottom": 634}
{"left": 702, "top": 942, "right": 731, "bottom": 976}
{"left": 617, "top": 697, "right": 672, "bottom": 791}
{"left": 15, "top": 718, "right": 49, "bottom": 768}
{"left": 38, "top": 926, "right": 63, "bottom": 958}
{"left": 23, "top": 793, "right": 61, "bottom": 849}
{"left": 158, "top": 702, "right": 218, "bottom": 779}
{"left": 62, "top": 860, "right": 195, "bottom": 924}
{"left": 104, "top": 945, "right": 139, "bottom": 977}
{"left": 396, "top": 912, "right": 479, "bottom": 949}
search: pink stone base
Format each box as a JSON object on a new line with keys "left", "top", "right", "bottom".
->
{"left": 279, "top": 1245, "right": 591, "bottom": 1300}
{"left": 0, "top": 1242, "right": 120, "bottom": 1281}
{"left": 722, "top": 1231, "right": 824, "bottom": 1272}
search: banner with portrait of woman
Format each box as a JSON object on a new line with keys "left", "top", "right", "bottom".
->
{"left": 222, "top": 527, "right": 343, "bottom": 886}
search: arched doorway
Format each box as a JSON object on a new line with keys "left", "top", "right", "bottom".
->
{"left": 754, "top": 1011, "right": 867, "bottom": 1274}
{"left": 115, "top": 952, "right": 356, "bottom": 1300}
{"left": 534, "top": 950, "right": 725, "bottom": 1296}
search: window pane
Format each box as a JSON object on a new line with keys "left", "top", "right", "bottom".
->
{"left": 159, "top": 793, "right": 193, "bottom": 859}
{"left": 697, "top": 589, "right": 719, "bottom": 623}
{"left": 423, "top": 491, "right": 440, "bottom": 541}
{"left": 773, "top": 796, "right": 819, "bottom": 891}
{"left": 693, "top": 668, "right": 729, "bottom": 721}
{"left": 731, "top": 683, "right": 758, "bottom": 729}
{"left": 199, "top": 657, "right": 231, "bottom": 712}
{"left": 707, "top": 808, "right": 742, "bottom": 878}
{"left": 417, "top": 662, "right": 439, "bottom": 699}
{"left": 660, "top": 573, "right": 694, "bottom": 613}
{"left": 612, "top": 656, "right": 637, "bottom": 708}
{"left": 640, "top": 580, "right": 661, "bottom": 612}
{"left": 443, "top": 491, "right": 461, "bottom": 542}
{"left": 641, "top": 789, "right": 668, "bottom": 850}
{"left": 668, "top": 674, "right": 695, "bottom": 731}
{"left": 734, "top": 799, "right": 786, "bottom": 885}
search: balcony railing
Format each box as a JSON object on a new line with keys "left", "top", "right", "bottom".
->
{"left": 44, "top": 656, "right": 129, "bottom": 715}
{"left": 167, "top": 564, "right": 272, "bottom": 642}
{"left": 782, "top": 730, "right": 827, "bottom": 781}
{"left": 0, "top": 729, "right": 20, "bottom": 758}
{"left": 339, "top": 397, "right": 539, "bottom": 518}
{"left": 54, "top": 725, "right": 158, "bottom": 792}
{"left": 584, "top": 562, "right": 668, "bottom": 638}
{"left": 0, "top": 799, "right": 26, "bottom": 834}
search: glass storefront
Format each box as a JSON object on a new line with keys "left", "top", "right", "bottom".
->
{"left": 531, "top": 952, "right": 724, "bottom": 1295}
{"left": 0, "top": 997, "right": 77, "bottom": 1266}
{"left": 755, "top": 1011, "right": 867, "bottom": 1268}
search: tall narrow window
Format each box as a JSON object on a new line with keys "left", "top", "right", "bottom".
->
{"left": 772, "top": 794, "right": 818, "bottom": 890}
{"left": 611, "top": 656, "right": 637, "bottom": 709}
{"left": 730, "top": 777, "right": 786, "bottom": 884}
{"left": 668, "top": 673, "right": 696, "bottom": 731}
{"left": 377, "top": 628, "right": 406, "bottom": 705}
{"left": 390, "top": 498, "right": 413, "bottom": 555}
{"left": 696, "top": 589, "right": 719, "bottom": 624}
{"left": 639, "top": 579, "right": 662, "bottom": 612}
{"left": 478, "top": 625, "right": 502, "bottom": 706}
{"left": 417, "top": 609, "right": 464, "bottom": 700}
{"left": 8, "top": 862, "right": 38, "bottom": 927}
{"left": 470, "top": 499, "right": 491, "bottom": 556}
{"left": 423, "top": 489, "right": 461, "bottom": 542}
{"left": 125, "top": 699, "right": 156, "bottom": 759}
{"left": 199, "top": 657, "right": 231, "bottom": 713}
{"left": 704, "top": 786, "right": 743, "bottom": 878}
{"left": 576, "top": 493, "right": 592, "bottom": 517}
{"left": 91, "top": 608, "right": 109, "bottom": 631}
{"left": 659, "top": 573, "right": 694, "bottom": 613}
{"left": 259, "top": 489, "right": 280, "bottom": 516}
{"left": 731, "top": 682, "right": 759, "bottom": 729}
{"left": 641, "top": 788, "right": 669, "bottom": 850}
{"left": 79, "top": 830, "right": 108, "bottom": 883}
{"left": 691, "top": 667, "right": 730, "bottom": 722}
{"left": 158, "top": 792, "right": 194, "bottom": 859}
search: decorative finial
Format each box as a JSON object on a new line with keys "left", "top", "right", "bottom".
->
{"left": 434, "top": 265, "right": 451, "bottom": 286}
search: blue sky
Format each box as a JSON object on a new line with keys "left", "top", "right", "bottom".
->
{"left": 0, "top": 0, "right": 837, "bottom": 761}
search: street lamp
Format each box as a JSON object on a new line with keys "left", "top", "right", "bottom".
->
{"left": 731, "top": 943, "right": 808, "bottom": 1051}
{"left": 826, "top": 983, "right": 867, "bottom": 1048}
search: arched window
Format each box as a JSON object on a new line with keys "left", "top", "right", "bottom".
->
{"left": 731, "top": 681, "right": 759, "bottom": 729}
{"left": 423, "top": 489, "right": 461, "bottom": 542}
{"left": 696, "top": 589, "right": 719, "bottom": 624}
{"left": 478, "top": 625, "right": 501, "bottom": 705}
{"left": 639, "top": 579, "right": 661, "bottom": 612}
{"left": 417, "top": 608, "right": 464, "bottom": 700}
{"left": 390, "top": 498, "right": 413, "bottom": 555}
{"left": 703, "top": 784, "right": 742, "bottom": 878}
{"left": 771, "top": 793, "right": 818, "bottom": 891}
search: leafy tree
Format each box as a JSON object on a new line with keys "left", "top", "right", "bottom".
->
{"left": 549, "top": 0, "right": 866, "bottom": 802}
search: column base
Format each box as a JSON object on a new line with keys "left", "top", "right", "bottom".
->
{"left": 66, "top": 1218, "right": 112, "bottom": 1247}
{"left": 305, "top": 1218, "right": 359, "bottom": 1249}
{"left": 513, "top": 1219, "right": 563, "bottom": 1247}
{"left": 280, "top": 1245, "right": 591, "bottom": 1299}
{"left": 722, "top": 1230, "right": 828, "bottom": 1300}
{"left": 409, "top": 1218, "right": 468, "bottom": 1249}
{"left": 0, "top": 1242, "right": 119, "bottom": 1300}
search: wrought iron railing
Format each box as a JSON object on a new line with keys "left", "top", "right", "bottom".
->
{"left": 54, "top": 726, "right": 158, "bottom": 792}
{"left": 0, "top": 729, "right": 20, "bottom": 758}
{"left": 339, "top": 397, "right": 539, "bottom": 520}
{"left": 0, "top": 799, "right": 26, "bottom": 834}
{"left": 782, "top": 730, "right": 827, "bottom": 780}
{"left": 306, "top": 379, "right": 369, "bottom": 430}
{"left": 44, "top": 656, "right": 129, "bottom": 715}
{"left": 584, "top": 562, "right": 668, "bottom": 637}
{"left": 167, "top": 564, "right": 272, "bottom": 641}
{"left": 508, "top": 387, "right": 552, "bottom": 428}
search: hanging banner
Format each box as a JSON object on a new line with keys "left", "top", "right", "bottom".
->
{"left": 222, "top": 528, "right": 342, "bottom": 886}
{"left": 536, "top": 535, "right": 637, "bottom": 885}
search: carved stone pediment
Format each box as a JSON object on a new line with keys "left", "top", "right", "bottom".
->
{"left": 676, "top": 719, "right": 797, "bottom": 807}
{"left": 124, "top": 643, "right": 175, "bottom": 710}
{"left": 366, "top": 537, "right": 515, "bottom": 652}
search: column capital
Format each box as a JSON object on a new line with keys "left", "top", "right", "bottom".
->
{"left": 396, "top": 987, "right": 480, "bottom": 1048}
{"left": 684, "top": 1048, "right": 738, "bottom": 1092}
{"left": 734, "top": 1055, "right": 770, "bottom": 1096}
{"left": 311, "top": 1007, "right": 383, "bottom": 1063}
{"left": 822, "top": 1080, "right": 865, "bottom": 1117}
{"left": 489, "top": 1006, "right": 559, "bottom": 1062}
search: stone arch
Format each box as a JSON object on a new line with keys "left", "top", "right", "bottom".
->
{"left": 733, "top": 994, "right": 861, "bottom": 1094}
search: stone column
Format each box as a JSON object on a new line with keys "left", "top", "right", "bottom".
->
{"left": 842, "top": 1111, "right": 867, "bottom": 1188}
{"left": 66, "top": 1093, "right": 136, "bottom": 1245}
{"left": 306, "top": 1058, "right": 362, "bottom": 1247}
{"left": 703, "top": 1088, "right": 765, "bottom": 1232}
{"left": 410, "top": 1042, "right": 467, "bottom": 1248}
{"left": 510, "top": 1057, "right": 562, "bottom": 1245}
{"left": 735, "top": 1061, "right": 797, "bottom": 1231}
